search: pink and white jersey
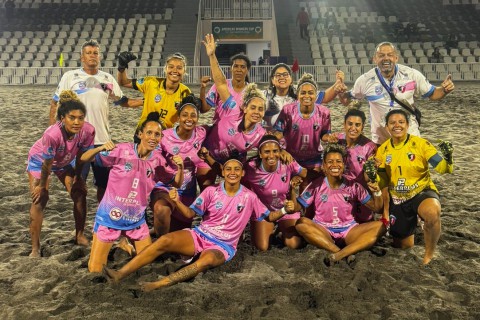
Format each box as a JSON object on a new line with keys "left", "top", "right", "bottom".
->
{"left": 94, "top": 143, "right": 176, "bottom": 230}
{"left": 28, "top": 121, "right": 95, "bottom": 171}
{"left": 205, "top": 96, "right": 266, "bottom": 163}
{"left": 206, "top": 79, "right": 245, "bottom": 124}
{"left": 298, "top": 177, "right": 371, "bottom": 229}
{"left": 338, "top": 133, "right": 377, "bottom": 187}
{"left": 349, "top": 64, "right": 435, "bottom": 144}
{"left": 157, "top": 126, "right": 207, "bottom": 196}
{"left": 190, "top": 182, "right": 270, "bottom": 249}
{"left": 274, "top": 102, "right": 331, "bottom": 166}
{"left": 53, "top": 69, "right": 125, "bottom": 145}
{"left": 243, "top": 159, "right": 303, "bottom": 211}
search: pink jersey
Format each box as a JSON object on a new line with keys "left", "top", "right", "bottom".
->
{"left": 298, "top": 177, "right": 371, "bottom": 229}
{"left": 206, "top": 79, "right": 245, "bottom": 124}
{"left": 243, "top": 159, "right": 303, "bottom": 211}
{"left": 94, "top": 143, "right": 176, "bottom": 230}
{"left": 27, "top": 121, "right": 95, "bottom": 171}
{"left": 274, "top": 102, "right": 331, "bottom": 167}
{"left": 157, "top": 126, "right": 207, "bottom": 196}
{"left": 190, "top": 182, "right": 269, "bottom": 250}
{"left": 205, "top": 95, "right": 266, "bottom": 163}
{"left": 338, "top": 133, "right": 377, "bottom": 222}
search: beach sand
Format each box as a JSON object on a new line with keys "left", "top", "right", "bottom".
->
{"left": 0, "top": 83, "right": 478, "bottom": 319}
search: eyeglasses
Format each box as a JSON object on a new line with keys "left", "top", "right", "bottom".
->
{"left": 273, "top": 72, "right": 290, "bottom": 79}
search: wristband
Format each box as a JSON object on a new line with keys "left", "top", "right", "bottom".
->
{"left": 379, "top": 217, "right": 389, "bottom": 227}
{"left": 280, "top": 207, "right": 287, "bottom": 215}
{"left": 374, "top": 190, "right": 382, "bottom": 197}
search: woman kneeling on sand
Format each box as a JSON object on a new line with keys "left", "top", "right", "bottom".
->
{"left": 104, "top": 157, "right": 296, "bottom": 291}
{"left": 80, "top": 112, "right": 184, "bottom": 272}
{"left": 293, "top": 144, "right": 386, "bottom": 265}
{"left": 27, "top": 90, "right": 94, "bottom": 257}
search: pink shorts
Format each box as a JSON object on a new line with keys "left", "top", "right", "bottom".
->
{"left": 94, "top": 222, "right": 150, "bottom": 243}
{"left": 151, "top": 189, "right": 195, "bottom": 223}
{"left": 188, "top": 229, "right": 232, "bottom": 262}
{"left": 314, "top": 220, "right": 357, "bottom": 240}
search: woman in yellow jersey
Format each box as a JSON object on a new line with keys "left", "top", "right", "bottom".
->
{"left": 375, "top": 109, "right": 454, "bottom": 265}
{"left": 116, "top": 51, "right": 192, "bottom": 141}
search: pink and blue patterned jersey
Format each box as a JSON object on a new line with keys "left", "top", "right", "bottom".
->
{"left": 298, "top": 177, "right": 371, "bottom": 228}
{"left": 243, "top": 159, "right": 303, "bottom": 211}
{"left": 205, "top": 96, "right": 266, "bottom": 163}
{"left": 28, "top": 121, "right": 95, "bottom": 171}
{"left": 206, "top": 79, "right": 245, "bottom": 124}
{"left": 190, "top": 182, "right": 270, "bottom": 249}
{"left": 156, "top": 126, "right": 207, "bottom": 196}
{"left": 337, "top": 133, "right": 377, "bottom": 222}
{"left": 94, "top": 143, "right": 176, "bottom": 230}
{"left": 274, "top": 102, "right": 331, "bottom": 167}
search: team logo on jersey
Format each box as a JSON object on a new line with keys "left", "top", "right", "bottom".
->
{"left": 245, "top": 141, "right": 252, "bottom": 148}
{"left": 146, "top": 168, "right": 153, "bottom": 178}
{"left": 215, "top": 201, "right": 223, "bottom": 209}
{"left": 46, "top": 146, "right": 54, "bottom": 156}
{"left": 172, "top": 146, "right": 179, "bottom": 155}
{"left": 390, "top": 214, "right": 396, "bottom": 226}
{"left": 236, "top": 203, "right": 245, "bottom": 213}
{"left": 407, "top": 152, "right": 415, "bottom": 161}
{"left": 313, "top": 124, "right": 319, "bottom": 131}
{"left": 321, "top": 194, "right": 328, "bottom": 202}
{"left": 125, "top": 162, "right": 133, "bottom": 172}
{"left": 302, "top": 191, "right": 312, "bottom": 200}
{"left": 137, "top": 78, "right": 144, "bottom": 85}
{"left": 228, "top": 128, "right": 235, "bottom": 136}
{"left": 109, "top": 207, "right": 123, "bottom": 221}
{"left": 100, "top": 150, "right": 110, "bottom": 156}
{"left": 154, "top": 94, "right": 162, "bottom": 103}
{"left": 386, "top": 154, "right": 392, "bottom": 165}
{"left": 78, "top": 81, "right": 86, "bottom": 90}
{"left": 193, "top": 141, "right": 200, "bottom": 149}
{"left": 58, "top": 145, "right": 65, "bottom": 153}
{"left": 375, "top": 85, "right": 383, "bottom": 95}
{"left": 195, "top": 198, "right": 203, "bottom": 206}
{"left": 258, "top": 179, "right": 266, "bottom": 187}
{"left": 343, "top": 195, "right": 350, "bottom": 202}
{"left": 356, "top": 155, "right": 365, "bottom": 163}
{"left": 292, "top": 124, "right": 299, "bottom": 131}
{"left": 281, "top": 174, "right": 287, "bottom": 183}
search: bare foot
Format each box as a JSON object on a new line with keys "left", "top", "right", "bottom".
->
{"left": 117, "top": 237, "right": 136, "bottom": 256}
{"left": 75, "top": 234, "right": 90, "bottom": 247}
{"left": 139, "top": 281, "right": 161, "bottom": 292}
{"left": 103, "top": 265, "right": 121, "bottom": 283}
{"left": 29, "top": 249, "right": 41, "bottom": 258}
{"left": 422, "top": 256, "right": 433, "bottom": 265}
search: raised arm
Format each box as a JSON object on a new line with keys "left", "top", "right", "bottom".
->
{"left": 79, "top": 141, "right": 116, "bottom": 164}
{"left": 199, "top": 75, "right": 212, "bottom": 113}
{"left": 169, "top": 188, "right": 196, "bottom": 219}
{"left": 363, "top": 181, "right": 384, "bottom": 213}
{"left": 322, "top": 70, "right": 347, "bottom": 104}
{"left": 170, "top": 155, "right": 185, "bottom": 188}
{"left": 429, "top": 74, "right": 454, "bottom": 101}
{"left": 202, "top": 34, "right": 231, "bottom": 103}
{"left": 116, "top": 51, "right": 138, "bottom": 88}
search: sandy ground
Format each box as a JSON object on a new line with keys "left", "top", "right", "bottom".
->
{"left": 0, "top": 83, "right": 478, "bottom": 320}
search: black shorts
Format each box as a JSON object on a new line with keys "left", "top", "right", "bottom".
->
{"left": 91, "top": 161, "right": 110, "bottom": 189}
{"left": 389, "top": 189, "right": 440, "bottom": 239}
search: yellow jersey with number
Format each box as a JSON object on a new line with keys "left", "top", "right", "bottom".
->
{"left": 133, "top": 76, "right": 191, "bottom": 129}
{"left": 376, "top": 134, "right": 452, "bottom": 204}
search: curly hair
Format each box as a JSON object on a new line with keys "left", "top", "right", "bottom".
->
{"left": 242, "top": 83, "right": 266, "bottom": 107}
{"left": 56, "top": 90, "right": 86, "bottom": 120}
{"left": 323, "top": 143, "right": 347, "bottom": 161}
{"left": 296, "top": 73, "right": 318, "bottom": 93}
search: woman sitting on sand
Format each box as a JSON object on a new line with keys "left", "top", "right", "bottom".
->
{"left": 376, "top": 109, "right": 454, "bottom": 265}
{"left": 80, "top": 112, "right": 184, "bottom": 273}
{"left": 103, "top": 157, "right": 296, "bottom": 291}
{"left": 242, "top": 134, "right": 307, "bottom": 251}
{"left": 150, "top": 94, "right": 208, "bottom": 237}
{"left": 337, "top": 108, "right": 378, "bottom": 223}
{"left": 27, "top": 90, "right": 94, "bottom": 257}
{"left": 293, "top": 144, "right": 386, "bottom": 265}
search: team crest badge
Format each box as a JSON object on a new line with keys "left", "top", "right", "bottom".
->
{"left": 292, "top": 124, "right": 299, "bottom": 131}
{"left": 78, "top": 81, "right": 86, "bottom": 90}
{"left": 155, "top": 94, "right": 162, "bottom": 103}
{"left": 228, "top": 128, "right": 235, "bottom": 136}
{"left": 302, "top": 191, "right": 312, "bottom": 200}
{"left": 321, "top": 194, "right": 328, "bottom": 202}
{"left": 146, "top": 168, "right": 153, "bottom": 177}
{"left": 343, "top": 195, "right": 350, "bottom": 202}
{"left": 215, "top": 201, "right": 223, "bottom": 209}
{"left": 125, "top": 162, "right": 132, "bottom": 172}
{"left": 375, "top": 85, "right": 383, "bottom": 95}
{"left": 386, "top": 154, "right": 392, "bottom": 165}
{"left": 313, "top": 124, "right": 319, "bottom": 131}
{"left": 245, "top": 141, "right": 252, "bottom": 148}
{"left": 193, "top": 142, "right": 199, "bottom": 149}
{"left": 281, "top": 174, "right": 287, "bottom": 183}
{"left": 173, "top": 146, "right": 179, "bottom": 154}
{"left": 237, "top": 203, "right": 245, "bottom": 213}
{"left": 390, "top": 215, "right": 396, "bottom": 226}
{"left": 357, "top": 155, "right": 365, "bottom": 163}
{"left": 407, "top": 152, "right": 415, "bottom": 161}
{"left": 109, "top": 207, "right": 123, "bottom": 221}
{"left": 259, "top": 179, "right": 266, "bottom": 187}
{"left": 58, "top": 145, "right": 65, "bottom": 153}
{"left": 195, "top": 198, "right": 203, "bottom": 206}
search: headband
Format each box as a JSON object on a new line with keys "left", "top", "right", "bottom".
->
{"left": 177, "top": 102, "right": 199, "bottom": 113}
{"left": 297, "top": 80, "right": 318, "bottom": 91}
{"left": 224, "top": 158, "right": 243, "bottom": 168}
{"left": 258, "top": 139, "right": 280, "bottom": 150}
{"left": 244, "top": 95, "right": 266, "bottom": 107}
